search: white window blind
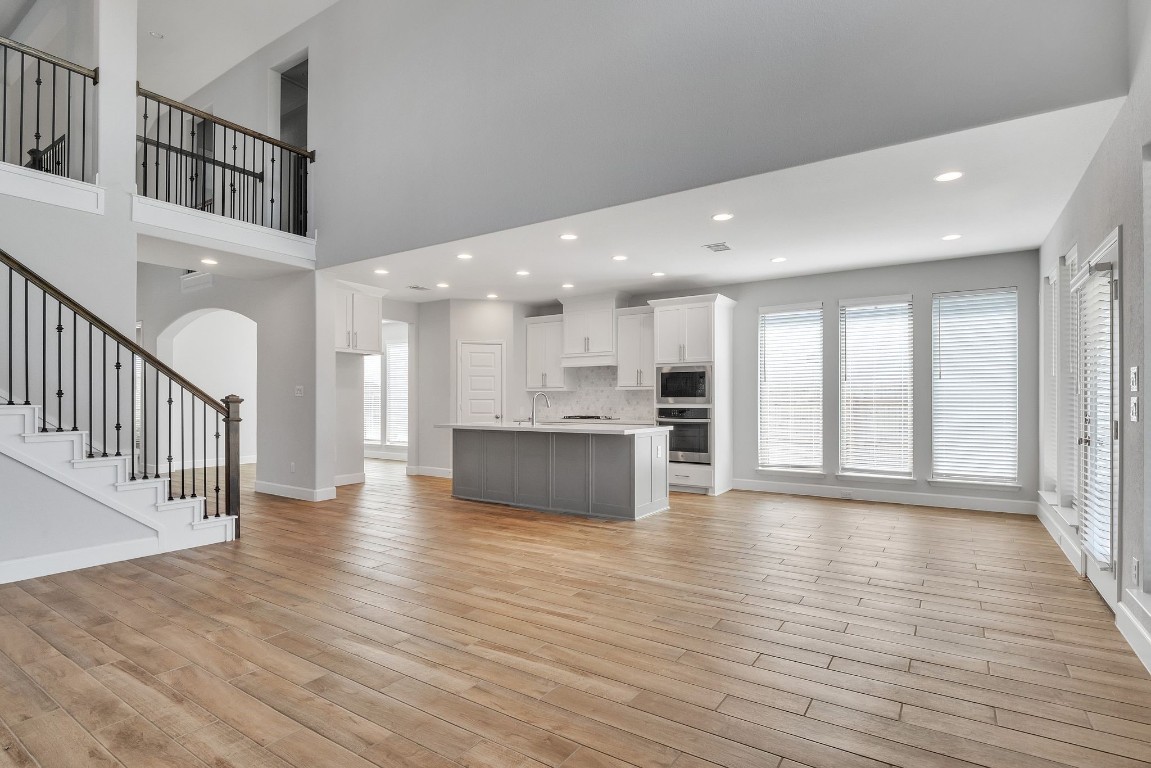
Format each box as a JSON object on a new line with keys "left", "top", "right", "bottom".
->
{"left": 363, "top": 355, "right": 382, "bottom": 443}
{"left": 385, "top": 342, "right": 409, "bottom": 446}
{"left": 931, "top": 289, "right": 1019, "bottom": 484}
{"left": 839, "top": 299, "right": 914, "bottom": 477}
{"left": 1076, "top": 269, "right": 1113, "bottom": 567}
{"left": 758, "top": 305, "right": 823, "bottom": 470}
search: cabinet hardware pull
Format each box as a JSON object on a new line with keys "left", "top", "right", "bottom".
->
{"left": 346, "top": 331, "right": 350, "bottom": 347}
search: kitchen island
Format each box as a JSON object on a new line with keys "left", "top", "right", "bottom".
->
{"left": 437, "top": 423, "right": 672, "bottom": 520}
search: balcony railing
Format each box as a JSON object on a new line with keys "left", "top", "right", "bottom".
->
{"left": 137, "top": 85, "right": 314, "bottom": 236}
{"left": 0, "top": 36, "right": 98, "bottom": 183}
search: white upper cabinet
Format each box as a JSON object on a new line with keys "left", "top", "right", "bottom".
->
{"left": 654, "top": 303, "right": 713, "bottom": 363}
{"left": 526, "top": 317, "right": 566, "bottom": 390}
{"left": 335, "top": 289, "right": 382, "bottom": 354}
{"left": 616, "top": 310, "right": 654, "bottom": 389}
{"left": 561, "top": 293, "right": 626, "bottom": 367}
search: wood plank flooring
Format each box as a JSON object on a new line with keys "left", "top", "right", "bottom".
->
{"left": 2, "top": 460, "right": 1150, "bottom": 767}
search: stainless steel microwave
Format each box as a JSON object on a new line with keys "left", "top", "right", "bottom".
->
{"left": 657, "top": 365, "right": 711, "bottom": 404}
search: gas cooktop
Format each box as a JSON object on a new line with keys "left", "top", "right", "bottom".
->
{"left": 561, "top": 415, "right": 619, "bottom": 421}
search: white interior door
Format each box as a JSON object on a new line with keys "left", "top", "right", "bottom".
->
{"left": 1073, "top": 239, "right": 1119, "bottom": 609}
{"left": 459, "top": 342, "right": 504, "bottom": 424}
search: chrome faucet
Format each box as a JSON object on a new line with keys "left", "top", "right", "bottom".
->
{"left": 531, "top": 391, "right": 552, "bottom": 426}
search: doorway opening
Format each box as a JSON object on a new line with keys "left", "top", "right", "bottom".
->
{"left": 279, "top": 59, "right": 308, "bottom": 148}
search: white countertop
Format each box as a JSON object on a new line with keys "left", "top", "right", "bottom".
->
{"left": 436, "top": 422, "right": 672, "bottom": 436}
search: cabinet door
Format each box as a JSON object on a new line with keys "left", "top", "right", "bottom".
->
{"left": 638, "top": 312, "right": 655, "bottom": 387}
{"left": 616, "top": 314, "right": 641, "bottom": 387}
{"left": 586, "top": 307, "right": 615, "bottom": 353}
{"left": 525, "top": 323, "right": 546, "bottom": 388}
{"left": 334, "top": 290, "right": 353, "bottom": 350}
{"left": 543, "top": 321, "right": 566, "bottom": 388}
{"left": 682, "top": 304, "right": 713, "bottom": 362}
{"left": 352, "top": 294, "right": 382, "bottom": 353}
{"left": 563, "top": 309, "right": 588, "bottom": 355}
{"left": 654, "top": 307, "right": 685, "bottom": 363}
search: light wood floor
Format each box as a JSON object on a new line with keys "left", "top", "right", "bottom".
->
{"left": 2, "top": 461, "right": 1151, "bottom": 768}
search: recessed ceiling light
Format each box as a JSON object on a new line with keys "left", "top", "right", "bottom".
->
{"left": 942, "top": 234, "right": 963, "bottom": 241}
{"left": 149, "top": 31, "right": 165, "bottom": 39}
{"left": 515, "top": 270, "right": 530, "bottom": 276}
{"left": 436, "top": 282, "right": 449, "bottom": 288}
{"left": 651, "top": 272, "right": 665, "bottom": 277}
{"left": 712, "top": 212, "right": 734, "bottom": 222}
{"left": 562, "top": 283, "right": 574, "bottom": 289}
{"left": 612, "top": 255, "right": 628, "bottom": 261}
{"left": 934, "top": 171, "right": 964, "bottom": 182}
{"left": 374, "top": 268, "right": 389, "bottom": 275}
{"left": 486, "top": 293, "right": 499, "bottom": 299}
{"left": 559, "top": 233, "right": 578, "bottom": 241}
{"left": 200, "top": 258, "right": 217, "bottom": 265}
{"left": 457, "top": 253, "right": 473, "bottom": 260}
{"left": 770, "top": 257, "right": 787, "bottom": 263}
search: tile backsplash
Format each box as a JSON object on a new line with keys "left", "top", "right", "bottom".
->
{"left": 527, "top": 366, "right": 655, "bottom": 423}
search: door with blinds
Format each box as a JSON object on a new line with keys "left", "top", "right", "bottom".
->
{"left": 1072, "top": 232, "right": 1119, "bottom": 609}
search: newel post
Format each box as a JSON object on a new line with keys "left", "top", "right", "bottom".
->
{"left": 223, "top": 394, "right": 244, "bottom": 538}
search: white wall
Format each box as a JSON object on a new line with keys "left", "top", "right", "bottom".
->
{"left": 178, "top": 0, "right": 1127, "bottom": 269}
{"left": 137, "top": 262, "right": 330, "bottom": 500}
{"left": 334, "top": 352, "right": 363, "bottom": 483}
{"left": 411, "top": 301, "right": 450, "bottom": 474}
{"left": 168, "top": 309, "right": 257, "bottom": 463}
{"left": 634, "top": 250, "right": 1041, "bottom": 513}
{"left": 0, "top": 453, "right": 153, "bottom": 568}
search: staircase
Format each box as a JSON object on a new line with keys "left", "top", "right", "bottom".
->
{"left": 0, "top": 248, "right": 240, "bottom": 583}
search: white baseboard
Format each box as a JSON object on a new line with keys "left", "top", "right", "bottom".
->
{"left": 732, "top": 477, "right": 1038, "bottom": 515}
{"left": 0, "top": 536, "right": 158, "bottom": 584}
{"left": 365, "top": 448, "right": 408, "bottom": 461}
{"left": 253, "top": 480, "right": 337, "bottom": 501}
{"left": 1117, "top": 591, "right": 1151, "bottom": 676}
{"left": 334, "top": 472, "right": 366, "bottom": 486}
{"left": 407, "top": 466, "right": 452, "bottom": 479}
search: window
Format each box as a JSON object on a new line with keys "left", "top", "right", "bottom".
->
{"left": 931, "top": 289, "right": 1018, "bottom": 484}
{"left": 839, "top": 298, "right": 914, "bottom": 477}
{"left": 758, "top": 304, "right": 823, "bottom": 470}
{"left": 385, "top": 342, "right": 409, "bottom": 446}
{"left": 1041, "top": 276, "right": 1058, "bottom": 491}
{"left": 363, "top": 355, "right": 382, "bottom": 443}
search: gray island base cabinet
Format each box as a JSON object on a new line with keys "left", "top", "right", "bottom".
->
{"left": 440, "top": 424, "right": 672, "bottom": 520}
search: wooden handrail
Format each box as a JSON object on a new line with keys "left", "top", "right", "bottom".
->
{"left": 0, "top": 35, "right": 98, "bottom": 82}
{"left": 138, "top": 85, "right": 315, "bottom": 161}
{"left": 0, "top": 248, "right": 227, "bottom": 415}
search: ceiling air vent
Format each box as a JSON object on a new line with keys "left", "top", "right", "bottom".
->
{"left": 407, "top": 285, "right": 431, "bottom": 291}
{"left": 702, "top": 242, "right": 730, "bottom": 252}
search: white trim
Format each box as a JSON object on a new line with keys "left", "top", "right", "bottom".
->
{"left": 756, "top": 468, "right": 827, "bottom": 478}
{"left": 132, "top": 195, "right": 316, "bottom": 267}
{"left": 835, "top": 472, "right": 916, "bottom": 485}
{"left": 732, "top": 476, "right": 1038, "bottom": 515}
{"left": 365, "top": 448, "right": 407, "bottom": 461}
{"left": 0, "top": 536, "right": 159, "bottom": 585}
{"left": 253, "top": 480, "right": 336, "bottom": 501}
{"left": 0, "top": 162, "right": 106, "bottom": 214}
{"left": 838, "top": 294, "right": 913, "bottom": 309}
{"left": 1117, "top": 592, "right": 1151, "bottom": 675}
{"left": 334, "top": 472, "right": 365, "bottom": 486}
{"left": 758, "top": 301, "right": 824, "bottom": 315}
{"left": 927, "top": 478, "right": 1022, "bottom": 491}
{"left": 407, "top": 465, "right": 452, "bottom": 478}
